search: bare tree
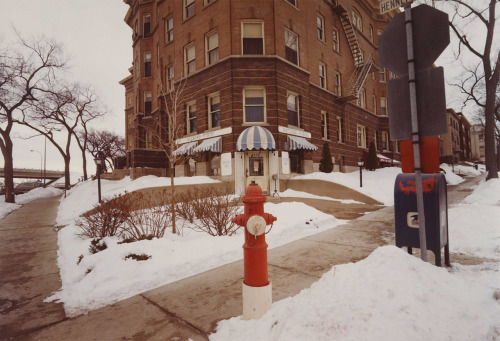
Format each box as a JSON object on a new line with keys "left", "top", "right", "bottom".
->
{"left": 0, "top": 32, "right": 66, "bottom": 202}
{"left": 71, "top": 85, "right": 105, "bottom": 180}
{"left": 18, "top": 83, "right": 78, "bottom": 189}
{"left": 85, "top": 129, "right": 125, "bottom": 171}
{"left": 430, "top": 0, "right": 499, "bottom": 179}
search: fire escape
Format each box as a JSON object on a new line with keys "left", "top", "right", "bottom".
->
{"left": 332, "top": 3, "right": 377, "bottom": 102}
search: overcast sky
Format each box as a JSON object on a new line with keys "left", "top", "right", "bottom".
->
{"left": 1, "top": 0, "right": 131, "bottom": 175}
{"left": 0, "top": 0, "right": 493, "bottom": 177}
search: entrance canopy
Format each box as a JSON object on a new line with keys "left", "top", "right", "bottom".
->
{"left": 236, "top": 126, "right": 276, "bottom": 151}
{"left": 173, "top": 141, "right": 198, "bottom": 156}
{"left": 192, "top": 137, "right": 222, "bottom": 153}
{"left": 285, "top": 135, "right": 318, "bottom": 151}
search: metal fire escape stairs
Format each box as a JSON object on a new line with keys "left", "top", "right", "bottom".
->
{"left": 333, "top": 4, "right": 377, "bottom": 102}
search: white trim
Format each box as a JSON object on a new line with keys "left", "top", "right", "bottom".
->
{"left": 278, "top": 125, "right": 311, "bottom": 138}
{"left": 176, "top": 127, "right": 232, "bottom": 144}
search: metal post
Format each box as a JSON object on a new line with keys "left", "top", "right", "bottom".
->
{"left": 405, "top": 4, "right": 427, "bottom": 261}
{"left": 359, "top": 165, "right": 363, "bottom": 187}
{"left": 43, "top": 137, "right": 47, "bottom": 186}
{"left": 97, "top": 169, "right": 102, "bottom": 203}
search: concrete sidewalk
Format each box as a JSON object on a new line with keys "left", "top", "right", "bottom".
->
{"left": 0, "top": 175, "right": 486, "bottom": 340}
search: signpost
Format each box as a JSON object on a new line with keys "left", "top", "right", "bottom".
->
{"left": 379, "top": 4, "right": 450, "bottom": 262}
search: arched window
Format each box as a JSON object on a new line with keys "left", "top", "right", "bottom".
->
{"left": 352, "top": 9, "right": 362, "bottom": 32}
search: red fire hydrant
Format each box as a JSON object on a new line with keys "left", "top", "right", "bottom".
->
{"left": 233, "top": 181, "right": 276, "bottom": 319}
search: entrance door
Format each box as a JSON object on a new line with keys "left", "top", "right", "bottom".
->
{"left": 245, "top": 151, "right": 269, "bottom": 194}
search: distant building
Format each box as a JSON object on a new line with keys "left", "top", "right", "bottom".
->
{"left": 470, "top": 124, "right": 485, "bottom": 161}
{"left": 120, "top": 0, "right": 399, "bottom": 194}
{"left": 440, "top": 109, "right": 472, "bottom": 163}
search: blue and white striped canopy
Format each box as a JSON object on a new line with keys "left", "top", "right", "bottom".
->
{"left": 172, "top": 141, "right": 198, "bottom": 156}
{"left": 236, "top": 126, "right": 276, "bottom": 151}
{"left": 286, "top": 135, "right": 318, "bottom": 151}
{"left": 192, "top": 137, "right": 222, "bottom": 153}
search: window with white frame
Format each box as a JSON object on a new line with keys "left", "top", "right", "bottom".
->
{"left": 144, "top": 52, "right": 151, "bottom": 77}
{"left": 321, "top": 111, "right": 328, "bottom": 139}
{"left": 287, "top": 92, "right": 299, "bottom": 127}
{"left": 285, "top": 29, "right": 298, "bottom": 65}
{"left": 357, "top": 124, "right": 367, "bottom": 148}
{"left": 372, "top": 94, "right": 377, "bottom": 114}
{"left": 333, "top": 27, "right": 340, "bottom": 52}
{"left": 382, "top": 131, "right": 389, "bottom": 151}
{"left": 244, "top": 88, "right": 265, "bottom": 123}
{"left": 337, "top": 116, "right": 344, "bottom": 143}
{"left": 319, "top": 63, "right": 326, "bottom": 89}
{"left": 165, "top": 17, "right": 173, "bottom": 43}
{"left": 206, "top": 31, "right": 219, "bottom": 65}
{"left": 242, "top": 22, "right": 264, "bottom": 55}
{"left": 144, "top": 91, "right": 152, "bottom": 114}
{"left": 357, "top": 88, "right": 366, "bottom": 108}
{"left": 185, "top": 0, "right": 195, "bottom": 19}
{"left": 317, "top": 15, "right": 325, "bottom": 41}
{"left": 186, "top": 101, "right": 197, "bottom": 134}
{"left": 166, "top": 65, "right": 174, "bottom": 91}
{"left": 380, "top": 96, "right": 387, "bottom": 116}
{"left": 145, "top": 130, "right": 153, "bottom": 149}
{"left": 144, "top": 14, "right": 151, "bottom": 35}
{"left": 334, "top": 71, "right": 342, "bottom": 96}
{"left": 352, "top": 9, "right": 362, "bottom": 31}
{"left": 369, "top": 24, "right": 374, "bottom": 42}
{"left": 208, "top": 93, "right": 220, "bottom": 129}
{"left": 379, "top": 67, "right": 387, "bottom": 82}
{"left": 185, "top": 44, "right": 196, "bottom": 76}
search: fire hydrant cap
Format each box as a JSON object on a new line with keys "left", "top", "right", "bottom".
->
{"left": 245, "top": 182, "right": 262, "bottom": 197}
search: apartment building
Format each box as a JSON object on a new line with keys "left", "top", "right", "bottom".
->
{"left": 120, "top": 0, "right": 397, "bottom": 194}
{"left": 440, "top": 109, "right": 472, "bottom": 163}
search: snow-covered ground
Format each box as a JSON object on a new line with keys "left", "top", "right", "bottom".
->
{"left": 0, "top": 187, "right": 63, "bottom": 219}
{"left": 2, "top": 164, "right": 498, "bottom": 340}
{"left": 211, "top": 175, "right": 500, "bottom": 341}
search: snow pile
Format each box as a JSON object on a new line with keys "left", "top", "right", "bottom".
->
{"left": 47, "top": 202, "right": 346, "bottom": 316}
{"left": 293, "top": 167, "right": 401, "bottom": 206}
{"left": 211, "top": 246, "right": 500, "bottom": 341}
{"left": 0, "top": 187, "right": 63, "bottom": 219}
{"left": 449, "top": 178, "right": 500, "bottom": 259}
{"left": 439, "top": 164, "right": 465, "bottom": 185}
{"left": 280, "top": 189, "right": 364, "bottom": 205}
{"left": 56, "top": 175, "right": 219, "bottom": 226}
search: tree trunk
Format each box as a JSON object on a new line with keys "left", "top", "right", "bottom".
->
{"left": 485, "top": 78, "right": 499, "bottom": 180}
{"left": 2, "top": 138, "right": 15, "bottom": 203}
{"left": 82, "top": 149, "right": 88, "bottom": 181}
{"left": 64, "top": 156, "right": 71, "bottom": 189}
{"left": 170, "top": 164, "right": 176, "bottom": 234}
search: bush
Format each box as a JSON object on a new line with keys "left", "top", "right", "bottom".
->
{"left": 366, "top": 141, "right": 379, "bottom": 171}
{"left": 76, "top": 193, "right": 132, "bottom": 238}
{"left": 319, "top": 142, "right": 334, "bottom": 173}
{"left": 121, "top": 190, "right": 172, "bottom": 240}
{"left": 89, "top": 238, "right": 107, "bottom": 254}
{"left": 124, "top": 253, "right": 151, "bottom": 261}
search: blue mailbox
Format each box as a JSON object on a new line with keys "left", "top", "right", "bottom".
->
{"left": 394, "top": 173, "right": 450, "bottom": 266}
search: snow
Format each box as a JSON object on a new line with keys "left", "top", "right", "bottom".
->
{"left": 280, "top": 189, "right": 364, "bottom": 205}
{"left": 47, "top": 201, "right": 346, "bottom": 316}
{"left": 211, "top": 246, "right": 500, "bottom": 341}
{"left": 0, "top": 187, "right": 63, "bottom": 219}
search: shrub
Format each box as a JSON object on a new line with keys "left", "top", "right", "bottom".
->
{"left": 76, "top": 193, "right": 132, "bottom": 238}
{"left": 124, "top": 253, "right": 151, "bottom": 261}
{"left": 89, "top": 238, "right": 107, "bottom": 254}
{"left": 366, "top": 141, "right": 379, "bottom": 171}
{"left": 319, "top": 142, "right": 334, "bottom": 173}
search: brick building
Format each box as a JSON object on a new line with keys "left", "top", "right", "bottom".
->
{"left": 440, "top": 108, "right": 472, "bottom": 163}
{"left": 120, "top": 0, "right": 398, "bottom": 194}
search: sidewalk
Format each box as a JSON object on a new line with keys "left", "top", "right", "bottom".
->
{"left": 0, "top": 175, "right": 486, "bottom": 340}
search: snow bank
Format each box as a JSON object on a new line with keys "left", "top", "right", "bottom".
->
{"left": 56, "top": 175, "right": 219, "bottom": 226}
{"left": 439, "top": 164, "right": 465, "bottom": 185}
{"left": 0, "top": 187, "right": 63, "bottom": 219}
{"left": 280, "top": 189, "right": 364, "bottom": 205}
{"left": 211, "top": 246, "right": 500, "bottom": 341}
{"left": 449, "top": 178, "right": 500, "bottom": 259}
{"left": 47, "top": 202, "right": 345, "bottom": 316}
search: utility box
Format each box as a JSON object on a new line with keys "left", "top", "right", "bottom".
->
{"left": 394, "top": 173, "right": 450, "bottom": 266}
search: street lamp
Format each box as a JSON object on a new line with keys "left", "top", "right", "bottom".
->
{"left": 30, "top": 150, "right": 43, "bottom": 185}
{"left": 358, "top": 159, "right": 365, "bottom": 188}
{"left": 94, "top": 152, "right": 105, "bottom": 203}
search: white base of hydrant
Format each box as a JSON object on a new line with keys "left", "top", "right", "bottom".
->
{"left": 242, "top": 281, "right": 272, "bottom": 320}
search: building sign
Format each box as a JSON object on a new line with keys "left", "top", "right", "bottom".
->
{"left": 380, "top": 0, "right": 413, "bottom": 14}
{"left": 176, "top": 127, "right": 232, "bottom": 145}
{"left": 278, "top": 126, "right": 311, "bottom": 138}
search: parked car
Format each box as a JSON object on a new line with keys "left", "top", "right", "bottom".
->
{"left": 14, "top": 181, "right": 43, "bottom": 195}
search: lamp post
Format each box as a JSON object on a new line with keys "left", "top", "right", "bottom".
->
{"left": 358, "top": 159, "right": 365, "bottom": 188}
{"left": 94, "top": 152, "right": 105, "bottom": 203}
{"left": 30, "top": 150, "right": 43, "bottom": 185}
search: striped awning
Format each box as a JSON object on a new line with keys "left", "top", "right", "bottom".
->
{"left": 172, "top": 141, "right": 198, "bottom": 156}
{"left": 286, "top": 135, "right": 318, "bottom": 151}
{"left": 192, "top": 137, "right": 222, "bottom": 153}
{"left": 236, "top": 126, "right": 276, "bottom": 151}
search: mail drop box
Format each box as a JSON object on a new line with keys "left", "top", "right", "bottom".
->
{"left": 394, "top": 173, "right": 449, "bottom": 266}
